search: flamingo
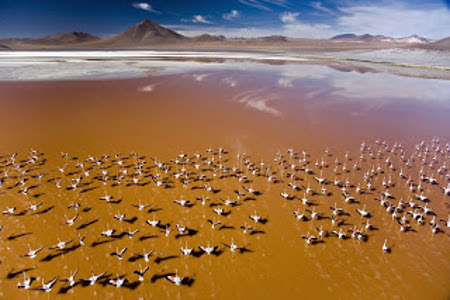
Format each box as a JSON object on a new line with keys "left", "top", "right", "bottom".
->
{"left": 294, "top": 210, "right": 307, "bottom": 221}
{"left": 146, "top": 217, "right": 160, "bottom": 227}
{"left": 306, "top": 208, "right": 323, "bottom": 220}
{"left": 331, "top": 228, "right": 347, "bottom": 239}
{"left": 25, "top": 202, "right": 43, "bottom": 212}
{"left": 61, "top": 269, "right": 78, "bottom": 287}
{"left": 207, "top": 218, "right": 222, "bottom": 229}
{"left": 49, "top": 238, "right": 73, "bottom": 250}
{"left": 342, "top": 192, "right": 356, "bottom": 203}
{"left": 161, "top": 225, "right": 172, "bottom": 237}
{"left": 81, "top": 272, "right": 106, "bottom": 286}
{"left": 223, "top": 238, "right": 243, "bottom": 252}
{"left": 63, "top": 214, "right": 79, "bottom": 226}
{"left": 220, "top": 197, "right": 238, "bottom": 206}
{"left": 36, "top": 277, "right": 58, "bottom": 292}
{"left": 99, "top": 193, "right": 113, "bottom": 202}
{"left": 382, "top": 239, "right": 390, "bottom": 253}
{"left": 134, "top": 265, "right": 150, "bottom": 282}
{"left": 315, "top": 226, "right": 326, "bottom": 238}
{"left": 126, "top": 229, "right": 139, "bottom": 239}
{"left": 114, "top": 213, "right": 125, "bottom": 221}
{"left": 17, "top": 272, "right": 36, "bottom": 289}
{"left": 199, "top": 242, "right": 218, "bottom": 255}
{"left": 180, "top": 242, "right": 193, "bottom": 255}
{"left": 2, "top": 207, "right": 16, "bottom": 215}
{"left": 143, "top": 249, "right": 155, "bottom": 262}
{"left": 196, "top": 195, "right": 211, "bottom": 205}
{"left": 166, "top": 270, "right": 185, "bottom": 286}
{"left": 101, "top": 226, "right": 116, "bottom": 237}
{"left": 329, "top": 203, "right": 344, "bottom": 216}
{"left": 249, "top": 211, "right": 263, "bottom": 223}
{"left": 301, "top": 232, "right": 317, "bottom": 245}
{"left": 356, "top": 205, "right": 370, "bottom": 218}
{"left": 109, "top": 275, "right": 127, "bottom": 288}
{"left": 19, "top": 244, "right": 43, "bottom": 259}
{"left": 131, "top": 201, "right": 150, "bottom": 211}
{"left": 240, "top": 223, "right": 253, "bottom": 234}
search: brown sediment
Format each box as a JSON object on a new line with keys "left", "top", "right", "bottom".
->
{"left": 0, "top": 73, "right": 449, "bottom": 299}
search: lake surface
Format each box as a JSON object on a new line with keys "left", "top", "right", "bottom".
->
{"left": 0, "top": 52, "right": 449, "bottom": 299}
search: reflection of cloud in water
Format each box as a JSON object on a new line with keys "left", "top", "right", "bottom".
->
{"left": 279, "top": 65, "right": 329, "bottom": 80}
{"left": 331, "top": 73, "right": 450, "bottom": 103}
{"left": 193, "top": 73, "right": 210, "bottom": 82}
{"left": 278, "top": 78, "right": 293, "bottom": 88}
{"left": 0, "top": 50, "right": 448, "bottom": 108}
{"left": 222, "top": 77, "right": 237, "bottom": 87}
{"left": 233, "top": 89, "right": 281, "bottom": 117}
{"left": 139, "top": 83, "right": 158, "bottom": 92}
{"left": 277, "top": 64, "right": 450, "bottom": 104}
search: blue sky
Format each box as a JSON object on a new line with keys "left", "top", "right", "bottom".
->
{"left": 0, "top": 0, "right": 449, "bottom": 39}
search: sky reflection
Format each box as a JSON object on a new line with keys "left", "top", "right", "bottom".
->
{"left": 1, "top": 51, "right": 449, "bottom": 114}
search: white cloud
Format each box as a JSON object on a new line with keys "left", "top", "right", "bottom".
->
{"left": 238, "top": 0, "right": 270, "bottom": 11}
{"left": 238, "top": 0, "right": 290, "bottom": 11}
{"left": 337, "top": 4, "right": 450, "bottom": 39}
{"left": 132, "top": 2, "right": 158, "bottom": 13}
{"left": 283, "top": 22, "right": 336, "bottom": 38}
{"left": 169, "top": 1, "right": 450, "bottom": 39}
{"left": 280, "top": 12, "right": 299, "bottom": 23}
{"left": 310, "top": 1, "right": 334, "bottom": 15}
{"left": 192, "top": 15, "right": 212, "bottom": 24}
{"left": 223, "top": 10, "right": 241, "bottom": 21}
{"left": 170, "top": 23, "right": 337, "bottom": 38}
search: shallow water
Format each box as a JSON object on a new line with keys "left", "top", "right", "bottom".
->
{"left": 317, "top": 48, "right": 450, "bottom": 68}
{"left": 0, "top": 59, "right": 449, "bottom": 299}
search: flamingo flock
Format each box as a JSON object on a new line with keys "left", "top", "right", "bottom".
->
{"left": 0, "top": 138, "right": 448, "bottom": 295}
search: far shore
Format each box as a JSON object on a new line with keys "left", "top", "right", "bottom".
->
{"left": 1, "top": 48, "right": 449, "bottom": 81}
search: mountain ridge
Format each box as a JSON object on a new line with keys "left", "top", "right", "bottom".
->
{"left": 0, "top": 19, "right": 447, "bottom": 51}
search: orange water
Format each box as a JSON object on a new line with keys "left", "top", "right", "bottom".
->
{"left": 0, "top": 67, "right": 449, "bottom": 299}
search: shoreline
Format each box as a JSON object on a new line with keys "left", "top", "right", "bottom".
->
{"left": 1, "top": 49, "right": 449, "bottom": 81}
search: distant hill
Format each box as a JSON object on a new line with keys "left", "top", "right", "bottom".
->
{"left": 97, "top": 19, "right": 186, "bottom": 46}
{"left": 192, "top": 34, "right": 224, "bottom": 43}
{"left": 395, "top": 35, "right": 430, "bottom": 44}
{"left": 331, "top": 34, "right": 357, "bottom": 40}
{"left": 261, "top": 35, "right": 288, "bottom": 43}
{"left": 32, "top": 32, "right": 100, "bottom": 45}
{"left": 331, "top": 33, "right": 430, "bottom": 44}
{"left": 433, "top": 37, "right": 450, "bottom": 48}
{"left": 414, "top": 37, "right": 450, "bottom": 51}
{"left": 0, "top": 18, "right": 445, "bottom": 51}
{"left": 0, "top": 32, "right": 99, "bottom": 49}
{"left": 354, "top": 34, "right": 390, "bottom": 42}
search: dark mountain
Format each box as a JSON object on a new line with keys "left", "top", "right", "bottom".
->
{"left": 331, "top": 34, "right": 357, "bottom": 40}
{"left": 354, "top": 34, "right": 390, "bottom": 42}
{"left": 432, "top": 37, "right": 450, "bottom": 49}
{"left": 261, "top": 35, "right": 288, "bottom": 42}
{"left": 331, "top": 33, "right": 430, "bottom": 44}
{"left": 0, "top": 19, "right": 440, "bottom": 50}
{"left": 415, "top": 36, "right": 450, "bottom": 51}
{"left": 99, "top": 19, "right": 186, "bottom": 46}
{"left": 192, "top": 34, "right": 224, "bottom": 42}
{"left": 32, "top": 32, "right": 100, "bottom": 45}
